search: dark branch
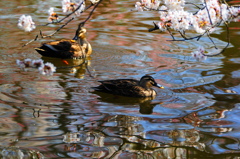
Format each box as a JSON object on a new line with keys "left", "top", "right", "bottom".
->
{"left": 22, "top": 35, "right": 38, "bottom": 47}
{"left": 38, "top": 0, "right": 87, "bottom": 26}
{"left": 149, "top": 22, "right": 159, "bottom": 32}
{"left": 206, "top": 31, "right": 217, "bottom": 49}
{"left": 185, "top": 2, "right": 202, "bottom": 9}
{"left": 76, "top": 0, "right": 103, "bottom": 32}
{"left": 202, "top": 22, "right": 230, "bottom": 57}
{"left": 204, "top": 0, "right": 213, "bottom": 25}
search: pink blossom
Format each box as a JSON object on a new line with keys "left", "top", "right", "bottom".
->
{"left": 17, "top": 15, "right": 36, "bottom": 32}
{"left": 135, "top": 0, "right": 160, "bottom": 11}
{"left": 48, "top": 7, "right": 58, "bottom": 22}
{"left": 31, "top": 59, "right": 44, "bottom": 68}
{"left": 16, "top": 59, "right": 32, "bottom": 68}
{"left": 62, "top": 0, "right": 85, "bottom": 16}
{"left": 38, "top": 62, "right": 56, "bottom": 76}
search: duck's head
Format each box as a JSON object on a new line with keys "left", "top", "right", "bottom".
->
{"left": 73, "top": 27, "right": 87, "bottom": 40}
{"left": 139, "top": 75, "right": 164, "bottom": 89}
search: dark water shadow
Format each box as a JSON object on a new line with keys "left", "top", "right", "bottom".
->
{"left": 92, "top": 91, "right": 161, "bottom": 114}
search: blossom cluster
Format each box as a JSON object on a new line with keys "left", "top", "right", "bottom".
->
{"left": 48, "top": 7, "right": 59, "bottom": 22}
{"left": 17, "top": 15, "right": 36, "bottom": 32}
{"left": 135, "top": 0, "right": 240, "bottom": 34}
{"left": 135, "top": 0, "right": 161, "bottom": 11}
{"left": 62, "top": 0, "right": 85, "bottom": 16}
{"left": 16, "top": 59, "right": 56, "bottom": 76}
{"left": 135, "top": 0, "right": 240, "bottom": 60}
{"left": 17, "top": 0, "right": 87, "bottom": 32}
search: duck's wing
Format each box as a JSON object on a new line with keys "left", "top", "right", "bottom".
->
{"left": 93, "top": 79, "right": 141, "bottom": 96}
{"left": 35, "top": 40, "right": 77, "bottom": 58}
{"left": 43, "top": 40, "right": 73, "bottom": 52}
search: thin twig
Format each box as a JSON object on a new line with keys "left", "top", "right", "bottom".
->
{"left": 166, "top": 27, "right": 175, "bottom": 40}
{"left": 85, "top": 64, "right": 95, "bottom": 78}
{"left": 39, "top": 1, "right": 88, "bottom": 26}
{"left": 21, "top": 0, "right": 99, "bottom": 47}
{"left": 204, "top": 0, "right": 213, "bottom": 25}
{"left": 144, "top": 7, "right": 168, "bottom": 12}
{"left": 193, "top": 6, "right": 206, "bottom": 15}
{"left": 185, "top": 2, "right": 202, "bottom": 9}
{"left": 206, "top": 31, "right": 217, "bottom": 49}
{"left": 22, "top": 17, "right": 75, "bottom": 47}
{"left": 76, "top": 0, "right": 103, "bottom": 31}
{"left": 202, "top": 22, "right": 230, "bottom": 57}
{"left": 148, "top": 21, "right": 159, "bottom": 32}
{"left": 22, "top": 35, "right": 38, "bottom": 47}
{"left": 169, "top": 33, "right": 202, "bottom": 41}
{"left": 42, "top": 17, "right": 75, "bottom": 38}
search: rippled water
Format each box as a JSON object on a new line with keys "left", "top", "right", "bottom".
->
{"left": 0, "top": 0, "right": 240, "bottom": 158}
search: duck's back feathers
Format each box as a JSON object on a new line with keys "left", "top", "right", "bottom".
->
{"left": 93, "top": 78, "right": 157, "bottom": 97}
{"left": 35, "top": 39, "right": 86, "bottom": 59}
{"left": 35, "top": 27, "right": 92, "bottom": 59}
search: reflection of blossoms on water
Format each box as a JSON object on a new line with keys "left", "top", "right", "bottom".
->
{"left": 191, "top": 47, "right": 207, "bottom": 61}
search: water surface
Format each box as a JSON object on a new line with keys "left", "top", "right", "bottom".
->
{"left": 0, "top": 0, "right": 240, "bottom": 158}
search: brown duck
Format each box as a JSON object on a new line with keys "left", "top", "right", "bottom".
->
{"left": 35, "top": 27, "right": 92, "bottom": 59}
{"left": 92, "top": 75, "right": 164, "bottom": 97}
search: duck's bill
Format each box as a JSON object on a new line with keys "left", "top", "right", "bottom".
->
{"left": 156, "top": 84, "right": 164, "bottom": 89}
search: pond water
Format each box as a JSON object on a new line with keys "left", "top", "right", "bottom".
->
{"left": 0, "top": 0, "right": 240, "bottom": 158}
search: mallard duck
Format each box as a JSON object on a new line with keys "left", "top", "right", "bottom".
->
{"left": 92, "top": 75, "right": 164, "bottom": 97}
{"left": 35, "top": 27, "right": 92, "bottom": 59}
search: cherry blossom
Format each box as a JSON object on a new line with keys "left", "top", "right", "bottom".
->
{"left": 17, "top": 59, "right": 56, "bottom": 75}
{"left": 135, "top": 0, "right": 161, "bottom": 11}
{"left": 48, "top": 7, "right": 59, "bottom": 22}
{"left": 31, "top": 59, "right": 44, "bottom": 68}
{"left": 62, "top": 0, "right": 85, "bottom": 16}
{"left": 16, "top": 59, "right": 32, "bottom": 68}
{"left": 38, "top": 62, "right": 57, "bottom": 76}
{"left": 17, "top": 15, "right": 36, "bottom": 32}
{"left": 136, "top": 0, "right": 240, "bottom": 35}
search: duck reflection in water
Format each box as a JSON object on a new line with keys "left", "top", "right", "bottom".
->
{"left": 92, "top": 91, "right": 162, "bottom": 115}
{"left": 41, "top": 56, "right": 92, "bottom": 78}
